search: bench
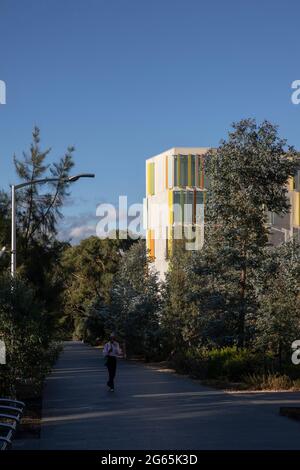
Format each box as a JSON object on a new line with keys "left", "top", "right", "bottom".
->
{"left": 0, "top": 399, "right": 25, "bottom": 450}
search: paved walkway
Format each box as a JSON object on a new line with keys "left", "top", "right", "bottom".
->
{"left": 17, "top": 341, "right": 300, "bottom": 449}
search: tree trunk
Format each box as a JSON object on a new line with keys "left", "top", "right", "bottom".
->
{"left": 278, "top": 340, "right": 282, "bottom": 373}
{"left": 238, "top": 265, "right": 246, "bottom": 347}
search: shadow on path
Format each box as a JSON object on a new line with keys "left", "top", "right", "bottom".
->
{"left": 16, "top": 341, "right": 300, "bottom": 450}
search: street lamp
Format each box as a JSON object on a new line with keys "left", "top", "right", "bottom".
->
{"left": 11, "top": 173, "right": 95, "bottom": 277}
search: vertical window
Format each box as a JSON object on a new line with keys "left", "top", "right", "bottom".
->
{"left": 268, "top": 212, "right": 275, "bottom": 225}
{"left": 168, "top": 155, "right": 173, "bottom": 188}
{"left": 195, "top": 191, "right": 204, "bottom": 224}
{"left": 188, "top": 154, "right": 192, "bottom": 186}
{"left": 174, "top": 155, "right": 178, "bottom": 186}
{"left": 295, "top": 170, "right": 300, "bottom": 191}
{"left": 195, "top": 155, "right": 199, "bottom": 188}
{"left": 165, "top": 155, "right": 168, "bottom": 189}
{"left": 184, "top": 155, "right": 188, "bottom": 186}
{"left": 197, "top": 156, "right": 201, "bottom": 188}
{"left": 173, "top": 190, "right": 181, "bottom": 224}
{"left": 198, "top": 157, "right": 204, "bottom": 188}
{"left": 180, "top": 191, "right": 185, "bottom": 224}
{"left": 177, "top": 155, "right": 181, "bottom": 186}
{"left": 196, "top": 191, "right": 204, "bottom": 205}
{"left": 180, "top": 155, "right": 188, "bottom": 187}
{"left": 190, "top": 154, "right": 196, "bottom": 186}
{"left": 185, "top": 190, "right": 193, "bottom": 224}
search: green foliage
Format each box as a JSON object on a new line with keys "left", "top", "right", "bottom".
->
{"left": 0, "top": 127, "right": 75, "bottom": 397}
{"left": 0, "top": 191, "right": 10, "bottom": 246}
{"left": 160, "top": 245, "right": 197, "bottom": 354}
{"left": 108, "top": 240, "right": 161, "bottom": 359}
{"left": 61, "top": 235, "right": 136, "bottom": 339}
{"left": 14, "top": 126, "right": 75, "bottom": 246}
{"left": 1, "top": 118, "right": 299, "bottom": 395}
{"left": 168, "top": 349, "right": 209, "bottom": 378}
{"left": 0, "top": 127, "right": 75, "bottom": 315}
{"left": 170, "top": 347, "right": 261, "bottom": 382}
{"left": 0, "top": 275, "right": 56, "bottom": 396}
{"left": 252, "top": 240, "right": 300, "bottom": 367}
{"left": 158, "top": 119, "right": 300, "bottom": 387}
{"left": 205, "top": 119, "right": 300, "bottom": 346}
{"left": 204, "top": 347, "right": 257, "bottom": 381}
{"left": 73, "top": 301, "right": 108, "bottom": 345}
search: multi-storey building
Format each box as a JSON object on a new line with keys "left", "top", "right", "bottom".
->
{"left": 144, "top": 147, "right": 209, "bottom": 278}
{"left": 145, "top": 147, "right": 300, "bottom": 279}
{"left": 269, "top": 173, "right": 300, "bottom": 244}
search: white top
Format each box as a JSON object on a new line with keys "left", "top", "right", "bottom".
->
{"left": 103, "top": 341, "right": 122, "bottom": 357}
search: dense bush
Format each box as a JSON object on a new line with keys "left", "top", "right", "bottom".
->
{"left": 170, "top": 347, "right": 262, "bottom": 382}
{"left": 107, "top": 241, "right": 161, "bottom": 359}
{"left": 0, "top": 275, "right": 58, "bottom": 396}
{"left": 205, "top": 347, "right": 259, "bottom": 381}
{"left": 169, "top": 344, "right": 300, "bottom": 388}
{"left": 72, "top": 301, "right": 108, "bottom": 345}
{"left": 168, "top": 349, "right": 205, "bottom": 378}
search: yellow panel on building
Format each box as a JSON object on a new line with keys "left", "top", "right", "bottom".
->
{"left": 150, "top": 230, "right": 155, "bottom": 258}
{"left": 293, "top": 191, "right": 300, "bottom": 227}
{"left": 289, "top": 177, "right": 295, "bottom": 192}
{"left": 146, "top": 162, "right": 155, "bottom": 195}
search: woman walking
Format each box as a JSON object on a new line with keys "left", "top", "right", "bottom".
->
{"left": 103, "top": 333, "right": 122, "bottom": 391}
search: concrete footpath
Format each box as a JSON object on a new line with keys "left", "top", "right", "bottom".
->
{"left": 15, "top": 341, "right": 300, "bottom": 449}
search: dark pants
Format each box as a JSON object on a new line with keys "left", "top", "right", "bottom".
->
{"left": 106, "top": 356, "right": 117, "bottom": 389}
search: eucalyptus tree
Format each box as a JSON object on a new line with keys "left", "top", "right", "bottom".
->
{"left": 62, "top": 235, "right": 136, "bottom": 339}
{"left": 109, "top": 240, "right": 161, "bottom": 358}
{"left": 205, "top": 119, "right": 299, "bottom": 346}
{"left": 253, "top": 240, "right": 300, "bottom": 369}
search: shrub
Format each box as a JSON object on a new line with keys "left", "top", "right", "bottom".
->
{"left": 0, "top": 275, "right": 58, "bottom": 396}
{"left": 243, "top": 373, "right": 293, "bottom": 390}
{"left": 170, "top": 349, "right": 208, "bottom": 378}
{"left": 205, "top": 346, "right": 259, "bottom": 381}
{"left": 171, "top": 346, "right": 260, "bottom": 381}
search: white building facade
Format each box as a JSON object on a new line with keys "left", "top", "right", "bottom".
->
{"left": 144, "top": 147, "right": 210, "bottom": 279}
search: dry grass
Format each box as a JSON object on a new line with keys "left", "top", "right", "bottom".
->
{"left": 242, "top": 373, "right": 300, "bottom": 391}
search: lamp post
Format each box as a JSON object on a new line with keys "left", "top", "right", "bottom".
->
{"left": 11, "top": 173, "right": 95, "bottom": 278}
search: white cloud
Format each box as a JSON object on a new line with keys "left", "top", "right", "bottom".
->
{"left": 69, "top": 224, "right": 96, "bottom": 239}
{"left": 58, "top": 211, "right": 97, "bottom": 244}
{"left": 58, "top": 198, "right": 145, "bottom": 245}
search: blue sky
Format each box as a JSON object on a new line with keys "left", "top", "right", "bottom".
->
{"left": 1, "top": 0, "right": 300, "bottom": 242}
